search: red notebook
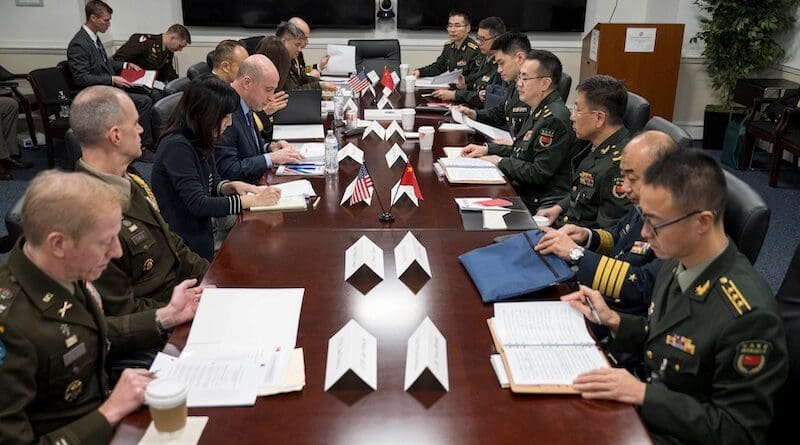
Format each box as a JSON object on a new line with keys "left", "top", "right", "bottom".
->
{"left": 120, "top": 68, "right": 157, "bottom": 88}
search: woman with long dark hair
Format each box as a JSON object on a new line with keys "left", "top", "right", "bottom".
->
{"left": 151, "top": 75, "right": 280, "bottom": 260}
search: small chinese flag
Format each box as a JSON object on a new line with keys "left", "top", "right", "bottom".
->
{"left": 399, "top": 162, "right": 423, "bottom": 200}
{"left": 380, "top": 66, "right": 395, "bottom": 91}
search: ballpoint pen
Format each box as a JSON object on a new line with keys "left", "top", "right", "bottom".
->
{"left": 312, "top": 197, "right": 321, "bottom": 209}
{"left": 585, "top": 295, "right": 602, "bottom": 325}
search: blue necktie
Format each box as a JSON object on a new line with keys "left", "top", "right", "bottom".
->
{"left": 246, "top": 111, "right": 262, "bottom": 152}
{"left": 96, "top": 37, "right": 108, "bottom": 62}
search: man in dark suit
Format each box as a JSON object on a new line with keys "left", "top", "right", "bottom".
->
{"left": 215, "top": 55, "right": 303, "bottom": 184}
{"left": 67, "top": 0, "right": 155, "bottom": 151}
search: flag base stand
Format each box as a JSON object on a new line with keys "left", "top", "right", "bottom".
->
{"left": 378, "top": 211, "right": 395, "bottom": 222}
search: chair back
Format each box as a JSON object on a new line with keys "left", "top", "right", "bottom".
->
{"left": 557, "top": 72, "right": 572, "bottom": 103}
{"left": 722, "top": 170, "right": 770, "bottom": 264}
{"left": 152, "top": 92, "right": 183, "bottom": 141}
{"left": 0, "top": 194, "right": 25, "bottom": 254}
{"left": 64, "top": 128, "right": 82, "bottom": 171}
{"left": 624, "top": 91, "right": 651, "bottom": 134}
{"left": 56, "top": 60, "right": 80, "bottom": 95}
{"left": 186, "top": 61, "right": 211, "bottom": 80}
{"left": 239, "top": 36, "right": 265, "bottom": 56}
{"left": 164, "top": 77, "right": 191, "bottom": 96}
{"left": 643, "top": 116, "right": 693, "bottom": 149}
{"left": 347, "top": 39, "right": 401, "bottom": 74}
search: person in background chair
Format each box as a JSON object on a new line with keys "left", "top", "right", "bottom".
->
{"left": 0, "top": 170, "right": 204, "bottom": 445}
{"left": 0, "top": 97, "right": 33, "bottom": 180}
{"left": 413, "top": 9, "right": 481, "bottom": 80}
{"left": 278, "top": 21, "right": 335, "bottom": 91}
{"left": 210, "top": 39, "right": 249, "bottom": 83}
{"left": 288, "top": 17, "right": 329, "bottom": 79}
{"left": 72, "top": 85, "right": 208, "bottom": 316}
{"left": 151, "top": 75, "right": 281, "bottom": 260}
{"left": 562, "top": 149, "right": 788, "bottom": 445}
{"left": 113, "top": 24, "right": 191, "bottom": 83}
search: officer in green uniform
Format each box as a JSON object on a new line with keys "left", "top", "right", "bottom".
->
{"left": 431, "top": 17, "right": 505, "bottom": 108}
{"left": 0, "top": 170, "right": 203, "bottom": 445}
{"left": 112, "top": 24, "right": 191, "bottom": 83}
{"left": 277, "top": 21, "right": 335, "bottom": 91}
{"left": 455, "top": 32, "right": 531, "bottom": 138}
{"left": 413, "top": 9, "right": 481, "bottom": 80}
{"left": 462, "top": 50, "right": 576, "bottom": 211}
{"left": 289, "top": 17, "right": 330, "bottom": 80}
{"left": 70, "top": 86, "right": 208, "bottom": 316}
{"left": 538, "top": 74, "right": 631, "bottom": 229}
{"left": 563, "top": 149, "right": 788, "bottom": 445}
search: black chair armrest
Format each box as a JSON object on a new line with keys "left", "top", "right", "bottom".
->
{"left": 777, "top": 107, "right": 800, "bottom": 135}
{"left": 0, "top": 80, "right": 19, "bottom": 88}
{"left": 750, "top": 97, "right": 780, "bottom": 122}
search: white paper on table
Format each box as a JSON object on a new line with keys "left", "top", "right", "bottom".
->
{"left": 270, "top": 179, "right": 317, "bottom": 198}
{"left": 377, "top": 95, "right": 393, "bottom": 109}
{"left": 385, "top": 143, "right": 408, "bottom": 167}
{"left": 344, "top": 235, "right": 384, "bottom": 280}
{"left": 490, "top": 354, "right": 510, "bottom": 387}
{"left": 273, "top": 124, "right": 325, "bottom": 140}
{"left": 159, "top": 358, "right": 264, "bottom": 407}
{"left": 325, "top": 44, "right": 356, "bottom": 73}
{"left": 446, "top": 167, "right": 505, "bottom": 183}
{"left": 258, "top": 347, "right": 306, "bottom": 396}
{"left": 337, "top": 142, "right": 364, "bottom": 163}
{"left": 451, "top": 107, "right": 465, "bottom": 124}
{"left": 364, "top": 109, "right": 402, "bottom": 121}
{"left": 462, "top": 115, "right": 511, "bottom": 141}
{"left": 438, "top": 157, "right": 495, "bottom": 169}
{"left": 340, "top": 174, "right": 373, "bottom": 206}
{"left": 391, "top": 179, "right": 419, "bottom": 206}
{"left": 483, "top": 210, "right": 509, "bottom": 229}
{"left": 180, "top": 344, "right": 293, "bottom": 388}
{"left": 384, "top": 121, "right": 405, "bottom": 140}
{"left": 493, "top": 301, "right": 596, "bottom": 346}
{"left": 138, "top": 416, "right": 209, "bottom": 445}
{"left": 417, "top": 69, "right": 462, "bottom": 86}
{"left": 362, "top": 121, "right": 386, "bottom": 140}
{"left": 295, "top": 142, "right": 325, "bottom": 162}
{"left": 414, "top": 80, "right": 451, "bottom": 89}
{"left": 404, "top": 317, "right": 448, "bottom": 391}
{"left": 624, "top": 27, "right": 657, "bottom": 53}
{"left": 589, "top": 29, "right": 600, "bottom": 62}
{"left": 324, "top": 320, "right": 378, "bottom": 391}
{"left": 443, "top": 147, "right": 464, "bottom": 157}
{"left": 149, "top": 351, "right": 178, "bottom": 374}
{"left": 455, "top": 197, "right": 514, "bottom": 212}
{"left": 438, "top": 123, "right": 473, "bottom": 132}
{"left": 504, "top": 345, "right": 608, "bottom": 386}
{"left": 186, "top": 288, "right": 303, "bottom": 350}
{"left": 393, "top": 231, "right": 431, "bottom": 277}
{"left": 366, "top": 70, "right": 380, "bottom": 85}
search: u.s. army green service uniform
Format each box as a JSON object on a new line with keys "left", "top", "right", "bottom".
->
{"left": 286, "top": 52, "right": 321, "bottom": 91}
{"left": 112, "top": 33, "right": 179, "bottom": 82}
{"left": 76, "top": 161, "right": 208, "bottom": 317}
{"left": 475, "top": 82, "right": 529, "bottom": 137}
{"left": 418, "top": 37, "right": 482, "bottom": 79}
{"left": 610, "top": 241, "right": 788, "bottom": 444}
{"left": 454, "top": 54, "right": 500, "bottom": 108}
{"left": 0, "top": 239, "right": 165, "bottom": 445}
{"left": 487, "top": 90, "right": 576, "bottom": 210}
{"left": 556, "top": 127, "right": 631, "bottom": 229}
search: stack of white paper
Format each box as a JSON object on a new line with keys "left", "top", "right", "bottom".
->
{"left": 270, "top": 179, "right": 317, "bottom": 198}
{"left": 273, "top": 124, "right": 325, "bottom": 140}
{"left": 325, "top": 44, "right": 356, "bottom": 73}
{"left": 451, "top": 107, "right": 512, "bottom": 141}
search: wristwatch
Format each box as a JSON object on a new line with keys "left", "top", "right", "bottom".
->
{"left": 568, "top": 246, "right": 585, "bottom": 263}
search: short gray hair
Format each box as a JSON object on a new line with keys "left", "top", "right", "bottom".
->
{"left": 275, "top": 21, "right": 305, "bottom": 39}
{"left": 69, "top": 86, "right": 127, "bottom": 147}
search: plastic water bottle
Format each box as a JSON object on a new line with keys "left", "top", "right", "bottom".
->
{"left": 324, "top": 130, "right": 338, "bottom": 175}
{"left": 57, "top": 90, "right": 70, "bottom": 118}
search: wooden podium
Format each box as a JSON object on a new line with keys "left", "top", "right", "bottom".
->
{"left": 580, "top": 23, "right": 684, "bottom": 121}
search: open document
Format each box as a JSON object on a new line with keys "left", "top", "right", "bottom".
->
{"left": 416, "top": 69, "right": 462, "bottom": 88}
{"left": 451, "top": 107, "right": 512, "bottom": 141}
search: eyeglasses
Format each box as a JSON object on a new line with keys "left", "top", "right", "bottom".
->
{"left": 637, "top": 207, "right": 718, "bottom": 236}
{"left": 476, "top": 34, "right": 498, "bottom": 44}
{"left": 446, "top": 23, "right": 468, "bottom": 29}
{"left": 568, "top": 104, "right": 602, "bottom": 116}
{"left": 517, "top": 75, "right": 550, "bottom": 83}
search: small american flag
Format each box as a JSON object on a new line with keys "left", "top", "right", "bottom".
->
{"left": 348, "top": 69, "right": 370, "bottom": 94}
{"left": 350, "top": 164, "right": 374, "bottom": 205}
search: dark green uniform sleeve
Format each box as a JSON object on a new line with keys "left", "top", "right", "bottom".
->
{"left": 454, "top": 89, "right": 481, "bottom": 108}
{"left": 417, "top": 48, "right": 449, "bottom": 77}
{"left": 0, "top": 328, "right": 113, "bottom": 445}
{"left": 595, "top": 166, "right": 630, "bottom": 229}
{"left": 609, "top": 312, "right": 649, "bottom": 353}
{"left": 475, "top": 101, "right": 507, "bottom": 128}
{"left": 112, "top": 34, "right": 145, "bottom": 62}
{"left": 158, "top": 54, "right": 178, "bottom": 83}
{"left": 641, "top": 310, "right": 788, "bottom": 444}
{"left": 105, "top": 310, "right": 164, "bottom": 353}
{"left": 487, "top": 142, "right": 513, "bottom": 157}
{"left": 495, "top": 119, "right": 574, "bottom": 186}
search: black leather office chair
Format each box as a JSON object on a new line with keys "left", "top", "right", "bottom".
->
{"left": 0, "top": 64, "right": 39, "bottom": 145}
{"left": 152, "top": 92, "right": 183, "bottom": 141}
{"left": 28, "top": 67, "right": 72, "bottom": 168}
{"left": 557, "top": 72, "right": 572, "bottom": 103}
{"left": 239, "top": 36, "right": 265, "bottom": 56}
{"left": 186, "top": 61, "right": 210, "bottom": 80}
{"left": 347, "top": 39, "right": 401, "bottom": 74}
{"left": 722, "top": 170, "right": 770, "bottom": 264}
{"left": 0, "top": 194, "right": 24, "bottom": 253}
{"left": 56, "top": 60, "right": 81, "bottom": 96}
{"left": 643, "top": 116, "right": 693, "bottom": 149}
{"left": 770, "top": 240, "right": 800, "bottom": 444}
{"left": 164, "top": 77, "right": 191, "bottom": 96}
{"left": 64, "top": 128, "right": 81, "bottom": 171}
{"left": 623, "top": 92, "right": 651, "bottom": 134}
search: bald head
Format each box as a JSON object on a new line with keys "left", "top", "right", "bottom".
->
{"left": 289, "top": 17, "right": 310, "bottom": 37}
{"left": 619, "top": 131, "right": 680, "bottom": 205}
{"left": 232, "top": 54, "right": 279, "bottom": 111}
{"left": 70, "top": 85, "right": 130, "bottom": 147}
{"left": 624, "top": 130, "right": 679, "bottom": 159}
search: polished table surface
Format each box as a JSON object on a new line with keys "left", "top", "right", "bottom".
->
{"left": 113, "top": 91, "right": 652, "bottom": 444}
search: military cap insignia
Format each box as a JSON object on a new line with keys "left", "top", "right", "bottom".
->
{"left": 143, "top": 258, "right": 154, "bottom": 272}
{"left": 64, "top": 379, "right": 83, "bottom": 402}
{"left": 630, "top": 240, "right": 651, "bottom": 255}
{"left": 139, "top": 35, "right": 148, "bottom": 43}
{"left": 579, "top": 171, "right": 595, "bottom": 187}
{"left": 612, "top": 177, "right": 626, "bottom": 199}
{"left": 734, "top": 340, "right": 770, "bottom": 376}
{"left": 666, "top": 334, "right": 696, "bottom": 355}
{"left": 720, "top": 276, "right": 752, "bottom": 315}
{"left": 0, "top": 288, "right": 12, "bottom": 300}
{"left": 695, "top": 280, "right": 711, "bottom": 297}
{"left": 523, "top": 130, "right": 533, "bottom": 142}
{"left": 538, "top": 129, "right": 555, "bottom": 148}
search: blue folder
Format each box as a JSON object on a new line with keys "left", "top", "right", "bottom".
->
{"left": 459, "top": 230, "right": 575, "bottom": 303}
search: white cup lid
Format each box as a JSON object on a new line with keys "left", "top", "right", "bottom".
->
{"left": 145, "top": 377, "right": 188, "bottom": 409}
{"left": 402, "top": 108, "right": 416, "bottom": 114}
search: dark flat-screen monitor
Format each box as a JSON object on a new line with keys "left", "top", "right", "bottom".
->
{"left": 398, "top": 0, "right": 587, "bottom": 32}
{"left": 182, "top": 0, "right": 376, "bottom": 29}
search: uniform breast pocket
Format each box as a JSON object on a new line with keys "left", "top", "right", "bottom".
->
{"left": 46, "top": 345, "right": 95, "bottom": 405}
{"left": 662, "top": 350, "right": 704, "bottom": 394}
{"left": 577, "top": 186, "right": 596, "bottom": 203}
{"left": 124, "top": 227, "right": 158, "bottom": 279}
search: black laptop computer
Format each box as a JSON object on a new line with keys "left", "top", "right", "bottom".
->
{"left": 273, "top": 90, "right": 323, "bottom": 125}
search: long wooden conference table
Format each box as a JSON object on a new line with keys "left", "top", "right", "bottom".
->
{"left": 113, "top": 91, "right": 652, "bottom": 444}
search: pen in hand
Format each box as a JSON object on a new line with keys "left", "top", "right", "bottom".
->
{"left": 584, "top": 294, "right": 602, "bottom": 325}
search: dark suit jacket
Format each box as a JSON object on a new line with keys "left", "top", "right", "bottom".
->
{"left": 215, "top": 104, "right": 269, "bottom": 184}
{"left": 67, "top": 27, "right": 124, "bottom": 88}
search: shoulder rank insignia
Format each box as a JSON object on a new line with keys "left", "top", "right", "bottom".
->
{"left": 600, "top": 146, "right": 611, "bottom": 155}
{"left": 444, "top": 40, "right": 453, "bottom": 46}
{"left": 612, "top": 177, "right": 626, "bottom": 199}
{"left": 630, "top": 240, "right": 651, "bottom": 255}
{"left": 695, "top": 280, "right": 711, "bottom": 297}
{"left": 523, "top": 130, "right": 533, "bottom": 142}
{"left": 719, "top": 276, "right": 752, "bottom": 315}
{"left": 579, "top": 171, "right": 594, "bottom": 187}
{"left": 734, "top": 340, "right": 770, "bottom": 376}
{"left": 467, "top": 41, "right": 478, "bottom": 50}
{"left": 666, "top": 334, "right": 696, "bottom": 355}
{"left": 538, "top": 129, "right": 554, "bottom": 148}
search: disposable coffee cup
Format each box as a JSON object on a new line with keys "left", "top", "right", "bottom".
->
{"left": 405, "top": 75, "right": 416, "bottom": 91}
{"left": 533, "top": 215, "right": 551, "bottom": 228}
{"left": 399, "top": 63, "right": 410, "bottom": 78}
{"left": 418, "top": 126, "right": 435, "bottom": 150}
{"left": 145, "top": 377, "right": 188, "bottom": 436}
{"left": 401, "top": 108, "right": 416, "bottom": 131}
